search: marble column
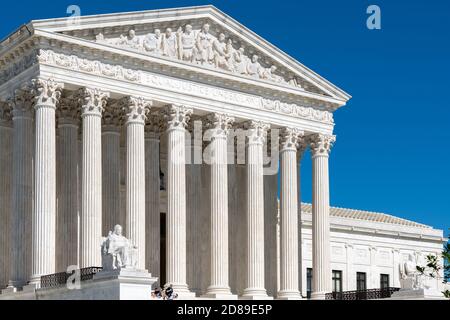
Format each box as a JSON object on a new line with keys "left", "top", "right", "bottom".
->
{"left": 203, "top": 113, "right": 236, "bottom": 298}
{"left": 78, "top": 88, "right": 109, "bottom": 268}
{"left": 242, "top": 120, "right": 271, "bottom": 299}
{"left": 277, "top": 128, "right": 302, "bottom": 299}
{"left": 145, "top": 114, "right": 161, "bottom": 280}
{"left": 123, "top": 96, "right": 150, "bottom": 270}
{"left": 296, "top": 139, "right": 307, "bottom": 296}
{"left": 186, "top": 121, "right": 203, "bottom": 295}
{"left": 0, "top": 102, "right": 12, "bottom": 289}
{"left": 8, "top": 89, "right": 34, "bottom": 289}
{"left": 309, "top": 133, "right": 335, "bottom": 300}
{"left": 56, "top": 99, "right": 80, "bottom": 272}
{"left": 162, "top": 104, "right": 194, "bottom": 297}
{"left": 29, "top": 79, "right": 62, "bottom": 286}
{"left": 102, "top": 104, "right": 122, "bottom": 234}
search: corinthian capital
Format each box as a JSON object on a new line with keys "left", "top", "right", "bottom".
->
{"left": 280, "top": 127, "right": 304, "bottom": 152}
{"left": 10, "top": 88, "right": 34, "bottom": 118}
{"left": 308, "top": 133, "right": 336, "bottom": 157}
{"left": 297, "top": 135, "right": 308, "bottom": 160}
{"left": 119, "top": 96, "right": 152, "bottom": 124}
{"left": 102, "top": 103, "right": 123, "bottom": 127}
{"left": 0, "top": 101, "right": 12, "bottom": 123}
{"left": 31, "top": 78, "right": 63, "bottom": 109}
{"left": 243, "top": 120, "right": 270, "bottom": 145}
{"left": 161, "top": 104, "right": 193, "bottom": 131}
{"left": 57, "top": 95, "right": 81, "bottom": 125}
{"left": 204, "top": 113, "right": 235, "bottom": 139}
{"left": 76, "top": 87, "right": 109, "bottom": 116}
{"left": 145, "top": 111, "right": 164, "bottom": 137}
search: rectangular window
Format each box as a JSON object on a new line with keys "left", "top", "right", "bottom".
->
{"left": 332, "top": 270, "right": 343, "bottom": 293}
{"left": 380, "top": 274, "right": 389, "bottom": 290}
{"left": 356, "top": 272, "right": 367, "bottom": 291}
{"left": 307, "top": 268, "right": 312, "bottom": 299}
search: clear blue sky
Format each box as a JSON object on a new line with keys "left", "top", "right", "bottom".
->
{"left": 1, "top": 0, "right": 449, "bottom": 233}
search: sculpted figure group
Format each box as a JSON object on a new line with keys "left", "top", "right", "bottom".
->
{"left": 95, "top": 23, "right": 301, "bottom": 88}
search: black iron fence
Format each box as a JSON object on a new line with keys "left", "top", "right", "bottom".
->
{"left": 40, "top": 267, "right": 102, "bottom": 289}
{"left": 325, "top": 287, "right": 400, "bottom": 300}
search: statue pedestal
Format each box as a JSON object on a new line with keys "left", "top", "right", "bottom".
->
{"left": 390, "top": 288, "right": 447, "bottom": 300}
{"left": 92, "top": 268, "right": 158, "bottom": 300}
{"left": 0, "top": 268, "right": 158, "bottom": 300}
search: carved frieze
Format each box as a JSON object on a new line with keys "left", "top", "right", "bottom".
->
{"left": 32, "top": 49, "right": 334, "bottom": 125}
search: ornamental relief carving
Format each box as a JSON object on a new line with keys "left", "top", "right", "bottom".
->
{"left": 34, "top": 49, "right": 334, "bottom": 125}
{"left": 0, "top": 50, "right": 38, "bottom": 83}
{"left": 95, "top": 24, "right": 307, "bottom": 90}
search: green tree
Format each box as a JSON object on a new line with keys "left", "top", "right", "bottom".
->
{"left": 416, "top": 229, "right": 449, "bottom": 298}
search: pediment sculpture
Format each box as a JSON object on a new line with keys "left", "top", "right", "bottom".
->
{"left": 95, "top": 23, "right": 303, "bottom": 89}
{"left": 101, "top": 224, "right": 138, "bottom": 271}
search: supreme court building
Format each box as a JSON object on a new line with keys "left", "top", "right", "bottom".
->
{"left": 0, "top": 6, "right": 445, "bottom": 300}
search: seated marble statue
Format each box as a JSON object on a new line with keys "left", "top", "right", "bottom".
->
{"left": 101, "top": 225, "right": 138, "bottom": 271}
{"left": 399, "top": 253, "right": 424, "bottom": 290}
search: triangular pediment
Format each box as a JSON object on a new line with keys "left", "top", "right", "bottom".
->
{"left": 25, "top": 6, "right": 350, "bottom": 105}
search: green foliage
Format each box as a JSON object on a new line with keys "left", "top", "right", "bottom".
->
{"left": 444, "top": 290, "right": 450, "bottom": 299}
{"left": 444, "top": 240, "right": 450, "bottom": 282}
{"left": 416, "top": 229, "right": 449, "bottom": 299}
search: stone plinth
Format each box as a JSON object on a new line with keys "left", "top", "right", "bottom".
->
{"left": 389, "top": 288, "right": 447, "bottom": 300}
{"left": 92, "top": 268, "right": 157, "bottom": 300}
{"left": 0, "top": 269, "right": 157, "bottom": 300}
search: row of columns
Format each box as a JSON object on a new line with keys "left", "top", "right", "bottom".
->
{"left": 0, "top": 77, "right": 335, "bottom": 299}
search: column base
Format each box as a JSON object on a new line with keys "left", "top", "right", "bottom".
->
{"left": 276, "top": 290, "right": 303, "bottom": 300}
{"left": 201, "top": 287, "right": 238, "bottom": 300}
{"left": 310, "top": 292, "right": 327, "bottom": 300}
{"left": 7, "top": 280, "right": 26, "bottom": 290}
{"left": 240, "top": 288, "right": 273, "bottom": 300}
{"left": 27, "top": 276, "right": 42, "bottom": 288}
{"left": 1, "top": 287, "right": 20, "bottom": 294}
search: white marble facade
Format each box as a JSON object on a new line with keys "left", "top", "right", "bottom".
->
{"left": 0, "top": 6, "right": 445, "bottom": 300}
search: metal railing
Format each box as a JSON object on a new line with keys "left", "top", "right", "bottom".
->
{"left": 325, "top": 287, "right": 400, "bottom": 300}
{"left": 40, "top": 267, "right": 102, "bottom": 289}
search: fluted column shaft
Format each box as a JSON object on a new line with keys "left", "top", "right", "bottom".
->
{"left": 0, "top": 114, "right": 12, "bottom": 289}
{"left": 145, "top": 131, "right": 160, "bottom": 278}
{"left": 164, "top": 105, "right": 193, "bottom": 295}
{"left": 79, "top": 88, "right": 108, "bottom": 268}
{"left": 309, "top": 133, "right": 335, "bottom": 300}
{"left": 278, "top": 128, "right": 302, "bottom": 299}
{"left": 166, "top": 127, "right": 188, "bottom": 289}
{"left": 31, "top": 105, "right": 57, "bottom": 283}
{"left": 102, "top": 127, "right": 122, "bottom": 234}
{"left": 9, "top": 98, "right": 33, "bottom": 288}
{"left": 204, "top": 113, "right": 234, "bottom": 297}
{"left": 242, "top": 121, "right": 269, "bottom": 298}
{"left": 56, "top": 119, "right": 79, "bottom": 271}
{"left": 124, "top": 97, "right": 149, "bottom": 271}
